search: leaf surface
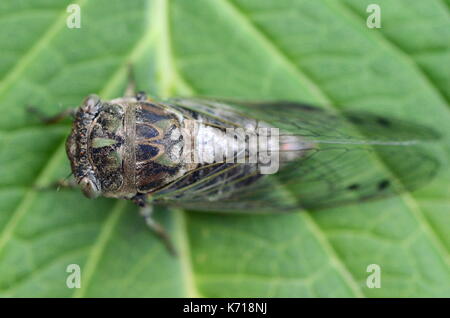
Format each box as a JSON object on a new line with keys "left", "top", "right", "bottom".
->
{"left": 0, "top": 0, "right": 449, "bottom": 297}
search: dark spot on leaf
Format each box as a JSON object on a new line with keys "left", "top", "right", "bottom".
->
{"left": 377, "top": 117, "right": 391, "bottom": 127}
{"left": 297, "top": 104, "right": 323, "bottom": 112}
{"left": 378, "top": 179, "right": 390, "bottom": 191}
{"left": 347, "top": 115, "right": 364, "bottom": 125}
{"left": 347, "top": 183, "right": 360, "bottom": 191}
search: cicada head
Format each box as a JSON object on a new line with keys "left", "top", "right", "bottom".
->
{"left": 66, "top": 94, "right": 127, "bottom": 199}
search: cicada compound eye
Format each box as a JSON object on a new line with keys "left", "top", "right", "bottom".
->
{"left": 82, "top": 94, "right": 101, "bottom": 113}
{"left": 79, "top": 176, "right": 101, "bottom": 199}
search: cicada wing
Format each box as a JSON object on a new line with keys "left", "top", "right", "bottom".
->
{"left": 152, "top": 161, "right": 297, "bottom": 212}
{"left": 169, "top": 97, "right": 440, "bottom": 143}
{"left": 275, "top": 144, "right": 439, "bottom": 210}
{"left": 152, "top": 98, "right": 440, "bottom": 213}
{"left": 152, "top": 143, "right": 438, "bottom": 212}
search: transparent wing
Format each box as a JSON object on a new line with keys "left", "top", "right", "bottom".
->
{"left": 151, "top": 98, "right": 440, "bottom": 212}
{"left": 169, "top": 98, "right": 439, "bottom": 143}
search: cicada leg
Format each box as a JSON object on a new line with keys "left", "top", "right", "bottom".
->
{"left": 125, "top": 64, "right": 147, "bottom": 101}
{"left": 135, "top": 91, "right": 147, "bottom": 101}
{"left": 26, "top": 105, "right": 78, "bottom": 191}
{"left": 35, "top": 177, "right": 78, "bottom": 192}
{"left": 27, "top": 106, "right": 77, "bottom": 125}
{"left": 132, "top": 194, "right": 177, "bottom": 256}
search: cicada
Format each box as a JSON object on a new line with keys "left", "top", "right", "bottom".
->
{"left": 36, "top": 85, "right": 440, "bottom": 253}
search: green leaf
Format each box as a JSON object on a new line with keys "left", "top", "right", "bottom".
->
{"left": 0, "top": 0, "right": 449, "bottom": 297}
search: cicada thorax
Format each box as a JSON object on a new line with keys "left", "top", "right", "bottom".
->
{"left": 133, "top": 102, "right": 189, "bottom": 193}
